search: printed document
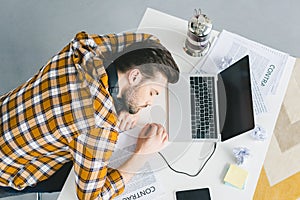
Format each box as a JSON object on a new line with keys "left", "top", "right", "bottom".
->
{"left": 192, "top": 30, "right": 289, "bottom": 115}
{"left": 111, "top": 141, "right": 165, "bottom": 200}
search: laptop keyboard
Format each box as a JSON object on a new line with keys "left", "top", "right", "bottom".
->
{"left": 190, "top": 76, "right": 218, "bottom": 139}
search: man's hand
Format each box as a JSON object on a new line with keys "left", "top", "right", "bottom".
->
{"left": 135, "top": 123, "right": 168, "bottom": 155}
{"left": 118, "top": 123, "right": 168, "bottom": 184}
{"left": 118, "top": 110, "right": 139, "bottom": 131}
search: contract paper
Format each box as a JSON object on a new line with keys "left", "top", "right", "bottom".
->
{"left": 111, "top": 144, "right": 165, "bottom": 200}
{"left": 192, "top": 30, "right": 289, "bottom": 115}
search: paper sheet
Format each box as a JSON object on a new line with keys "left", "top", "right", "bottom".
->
{"left": 193, "top": 30, "right": 289, "bottom": 115}
{"left": 111, "top": 144, "right": 165, "bottom": 200}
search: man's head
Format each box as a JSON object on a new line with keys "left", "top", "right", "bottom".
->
{"left": 108, "top": 40, "right": 180, "bottom": 114}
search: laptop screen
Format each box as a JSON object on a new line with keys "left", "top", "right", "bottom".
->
{"left": 217, "top": 55, "right": 255, "bottom": 141}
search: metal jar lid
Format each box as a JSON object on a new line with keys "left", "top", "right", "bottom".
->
{"left": 188, "top": 9, "right": 212, "bottom": 37}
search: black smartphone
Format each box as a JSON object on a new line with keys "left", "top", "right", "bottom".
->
{"left": 175, "top": 188, "right": 211, "bottom": 200}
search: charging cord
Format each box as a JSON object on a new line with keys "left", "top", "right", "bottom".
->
{"left": 158, "top": 142, "right": 217, "bottom": 177}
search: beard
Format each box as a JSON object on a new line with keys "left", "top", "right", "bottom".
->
{"left": 122, "top": 85, "right": 140, "bottom": 114}
{"left": 112, "top": 85, "right": 140, "bottom": 115}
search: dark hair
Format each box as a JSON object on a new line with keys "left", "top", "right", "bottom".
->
{"left": 106, "top": 39, "right": 180, "bottom": 83}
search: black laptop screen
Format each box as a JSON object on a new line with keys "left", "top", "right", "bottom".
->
{"left": 217, "top": 55, "right": 255, "bottom": 141}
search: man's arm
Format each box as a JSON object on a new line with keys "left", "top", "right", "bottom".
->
{"left": 67, "top": 31, "right": 163, "bottom": 199}
{"left": 69, "top": 128, "right": 125, "bottom": 200}
{"left": 69, "top": 124, "right": 168, "bottom": 200}
{"left": 71, "top": 31, "right": 160, "bottom": 79}
{"left": 117, "top": 123, "right": 168, "bottom": 184}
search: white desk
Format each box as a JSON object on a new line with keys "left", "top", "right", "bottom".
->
{"left": 58, "top": 8, "right": 296, "bottom": 200}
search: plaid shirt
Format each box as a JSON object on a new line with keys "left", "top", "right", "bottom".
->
{"left": 0, "top": 31, "right": 159, "bottom": 199}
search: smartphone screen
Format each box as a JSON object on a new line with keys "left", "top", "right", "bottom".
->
{"left": 175, "top": 188, "right": 211, "bottom": 200}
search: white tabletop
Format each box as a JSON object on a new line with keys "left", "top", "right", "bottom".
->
{"left": 57, "top": 8, "right": 296, "bottom": 200}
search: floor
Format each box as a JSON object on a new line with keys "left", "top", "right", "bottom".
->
{"left": 1, "top": 0, "right": 300, "bottom": 96}
{"left": 253, "top": 59, "right": 300, "bottom": 200}
{"left": 0, "top": 0, "right": 300, "bottom": 199}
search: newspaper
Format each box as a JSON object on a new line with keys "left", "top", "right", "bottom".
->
{"left": 192, "top": 30, "right": 289, "bottom": 115}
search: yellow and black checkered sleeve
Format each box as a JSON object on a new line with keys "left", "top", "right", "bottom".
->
{"left": 70, "top": 31, "right": 160, "bottom": 82}
{"left": 65, "top": 31, "right": 161, "bottom": 199}
{"left": 70, "top": 128, "right": 124, "bottom": 200}
{"left": 0, "top": 31, "right": 159, "bottom": 196}
{"left": 94, "top": 32, "right": 160, "bottom": 54}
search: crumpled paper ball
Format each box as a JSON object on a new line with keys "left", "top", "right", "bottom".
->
{"left": 250, "top": 125, "right": 267, "bottom": 141}
{"left": 218, "top": 56, "right": 233, "bottom": 70}
{"left": 233, "top": 147, "right": 250, "bottom": 165}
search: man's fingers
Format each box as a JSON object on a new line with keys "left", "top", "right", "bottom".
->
{"left": 140, "top": 123, "right": 157, "bottom": 137}
{"left": 139, "top": 123, "right": 166, "bottom": 139}
{"left": 118, "top": 111, "right": 139, "bottom": 131}
{"left": 157, "top": 125, "right": 164, "bottom": 135}
{"left": 139, "top": 124, "right": 151, "bottom": 137}
{"left": 130, "top": 120, "right": 137, "bottom": 129}
{"left": 162, "top": 131, "right": 168, "bottom": 142}
{"left": 119, "top": 119, "right": 125, "bottom": 131}
{"left": 119, "top": 116, "right": 130, "bottom": 131}
{"left": 147, "top": 124, "right": 158, "bottom": 137}
{"left": 123, "top": 122, "right": 130, "bottom": 131}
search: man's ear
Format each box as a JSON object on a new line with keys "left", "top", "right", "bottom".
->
{"left": 128, "top": 69, "right": 142, "bottom": 86}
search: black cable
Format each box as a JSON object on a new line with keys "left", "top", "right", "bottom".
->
{"left": 158, "top": 142, "right": 217, "bottom": 177}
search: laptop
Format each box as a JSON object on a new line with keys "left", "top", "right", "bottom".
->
{"left": 168, "top": 55, "right": 255, "bottom": 142}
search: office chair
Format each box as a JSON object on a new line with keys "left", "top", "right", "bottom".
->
{"left": 0, "top": 161, "right": 73, "bottom": 200}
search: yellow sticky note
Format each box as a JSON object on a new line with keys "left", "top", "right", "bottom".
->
{"left": 224, "top": 164, "right": 248, "bottom": 189}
